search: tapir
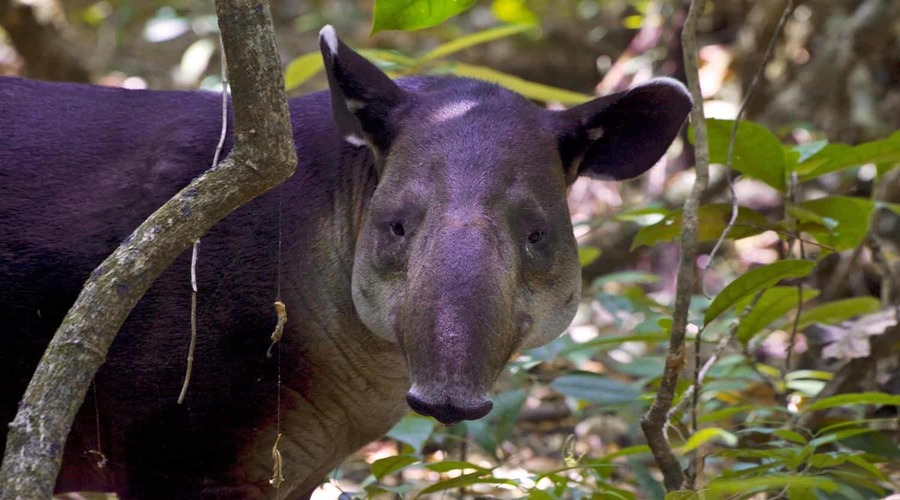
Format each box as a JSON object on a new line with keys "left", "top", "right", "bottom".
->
{"left": 0, "top": 26, "right": 691, "bottom": 498}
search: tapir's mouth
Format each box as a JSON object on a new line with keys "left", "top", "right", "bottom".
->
{"left": 405, "top": 388, "right": 493, "bottom": 424}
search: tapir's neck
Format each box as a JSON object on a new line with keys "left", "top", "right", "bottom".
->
{"left": 251, "top": 95, "right": 408, "bottom": 493}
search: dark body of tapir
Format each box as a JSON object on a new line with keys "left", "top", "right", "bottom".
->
{"left": 0, "top": 26, "right": 690, "bottom": 498}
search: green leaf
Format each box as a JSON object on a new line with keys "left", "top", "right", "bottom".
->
{"left": 424, "top": 460, "right": 490, "bottom": 473}
{"left": 491, "top": 0, "right": 539, "bottom": 25}
{"left": 845, "top": 455, "right": 888, "bottom": 481}
{"left": 805, "top": 392, "right": 900, "bottom": 412}
{"left": 371, "top": 455, "right": 419, "bottom": 479}
{"left": 799, "top": 130, "right": 900, "bottom": 180}
{"left": 792, "top": 297, "right": 881, "bottom": 330}
{"left": 592, "top": 270, "right": 659, "bottom": 287}
{"left": 631, "top": 204, "right": 772, "bottom": 250}
{"left": 735, "top": 286, "right": 819, "bottom": 343}
{"left": 705, "top": 119, "right": 787, "bottom": 191}
{"left": 679, "top": 427, "right": 738, "bottom": 453}
{"left": 416, "top": 471, "right": 516, "bottom": 496}
{"left": 704, "top": 260, "right": 815, "bottom": 325}
{"left": 666, "top": 491, "right": 701, "bottom": 500}
{"left": 797, "top": 196, "right": 875, "bottom": 251}
{"left": 284, "top": 52, "right": 325, "bottom": 91}
{"left": 550, "top": 372, "right": 641, "bottom": 405}
{"left": 386, "top": 414, "right": 435, "bottom": 454}
{"left": 705, "top": 476, "right": 837, "bottom": 496}
{"left": 372, "top": 0, "right": 477, "bottom": 33}
{"left": 438, "top": 62, "right": 592, "bottom": 104}
{"left": 419, "top": 24, "right": 534, "bottom": 62}
{"left": 791, "top": 140, "right": 829, "bottom": 164}
{"left": 578, "top": 246, "right": 601, "bottom": 267}
{"left": 773, "top": 429, "right": 808, "bottom": 445}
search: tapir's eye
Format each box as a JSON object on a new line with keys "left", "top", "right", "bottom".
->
{"left": 527, "top": 230, "right": 545, "bottom": 244}
{"left": 389, "top": 221, "right": 406, "bottom": 237}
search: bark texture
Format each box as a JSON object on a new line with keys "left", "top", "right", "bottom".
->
{"left": 0, "top": 1, "right": 297, "bottom": 497}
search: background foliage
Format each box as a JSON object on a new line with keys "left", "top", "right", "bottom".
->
{"left": 2, "top": 0, "right": 898, "bottom": 497}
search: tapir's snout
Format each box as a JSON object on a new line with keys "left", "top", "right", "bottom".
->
{"left": 406, "top": 386, "right": 493, "bottom": 424}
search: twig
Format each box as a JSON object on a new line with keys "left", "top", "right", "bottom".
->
{"left": 639, "top": 0, "right": 709, "bottom": 491}
{"left": 785, "top": 172, "right": 806, "bottom": 372}
{"left": 0, "top": 2, "right": 297, "bottom": 496}
{"left": 701, "top": 0, "right": 795, "bottom": 297}
{"left": 178, "top": 36, "right": 229, "bottom": 404}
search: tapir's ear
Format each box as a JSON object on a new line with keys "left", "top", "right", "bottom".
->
{"left": 319, "top": 25, "right": 407, "bottom": 152}
{"left": 554, "top": 77, "right": 692, "bottom": 182}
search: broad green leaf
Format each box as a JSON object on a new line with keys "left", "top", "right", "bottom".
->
{"left": 797, "top": 196, "right": 874, "bottom": 251}
{"left": 773, "top": 429, "right": 808, "bottom": 445}
{"left": 805, "top": 392, "right": 900, "bottom": 412}
{"left": 791, "top": 140, "right": 829, "bottom": 164}
{"left": 372, "top": 0, "right": 477, "bottom": 33}
{"left": 614, "top": 206, "right": 670, "bottom": 225}
{"left": 371, "top": 455, "right": 419, "bottom": 479}
{"left": 704, "top": 260, "right": 815, "bottom": 324}
{"left": 440, "top": 63, "right": 592, "bottom": 104}
{"left": 799, "top": 130, "right": 900, "bottom": 180}
{"left": 593, "top": 270, "right": 660, "bottom": 287}
{"left": 735, "top": 286, "right": 819, "bottom": 343}
{"left": 416, "top": 471, "right": 516, "bottom": 496}
{"left": 419, "top": 24, "right": 533, "bottom": 62}
{"left": 631, "top": 204, "right": 772, "bottom": 250}
{"left": 705, "top": 119, "right": 787, "bottom": 191}
{"left": 492, "top": 0, "right": 539, "bottom": 25}
{"left": 792, "top": 297, "right": 881, "bottom": 330}
{"left": 386, "top": 414, "right": 435, "bottom": 454}
{"left": 424, "top": 460, "right": 490, "bottom": 473}
{"left": 785, "top": 370, "right": 834, "bottom": 382}
{"left": 550, "top": 372, "right": 641, "bottom": 405}
{"left": 845, "top": 455, "right": 888, "bottom": 481}
{"left": 705, "top": 476, "right": 837, "bottom": 495}
{"left": 679, "top": 427, "right": 738, "bottom": 453}
{"left": 464, "top": 388, "right": 526, "bottom": 455}
{"left": 284, "top": 52, "right": 325, "bottom": 91}
{"left": 578, "top": 246, "right": 601, "bottom": 267}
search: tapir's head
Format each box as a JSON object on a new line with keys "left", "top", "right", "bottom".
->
{"left": 319, "top": 26, "right": 691, "bottom": 424}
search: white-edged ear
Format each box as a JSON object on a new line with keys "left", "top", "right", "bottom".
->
{"left": 553, "top": 77, "right": 692, "bottom": 182}
{"left": 319, "top": 25, "right": 407, "bottom": 152}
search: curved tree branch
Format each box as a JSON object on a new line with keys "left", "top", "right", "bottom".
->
{"left": 0, "top": 1, "right": 297, "bottom": 497}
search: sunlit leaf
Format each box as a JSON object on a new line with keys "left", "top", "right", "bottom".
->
{"left": 372, "top": 0, "right": 477, "bottom": 33}
{"left": 419, "top": 24, "right": 534, "bottom": 62}
{"left": 284, "top": 52, "right": 325, "bottom": 91}
{"left": 593, "top": 270, "right": 660, "bottom": 287}
{"left": 735, "top": 286, "right": 819, "bottom": 343}
{"left": 579, "top": 246, "right": 602, "bottom": 267}
{"left": 796, "top": 196, "right": 874, "bottom": 251}
{"left": 704, "top": 260, "right": 815, "bottom": 324}
{"left": 416, "top": 471, "right": 516, "bottom": 496}
{"left": 703, "top": 119, "right": 787, "bottom": 191}
{"left": 438, "top": 62, "right": 592, "bottom": 104}
{"left": 631, "top": 204, "right": 772, "bottom": 250}
{"left": 550, "top": 372, "right": 641, "bottom": 405}
{"left": 791, "top": 140, "right": 829, "bottom": 164}
{"left": 773, "top": 429, "right": 808, "bottom": 445}
{"left": 386, "top": 414, "right": 435, "bottom": 454}
{"left": 425, "top": 460, "right": 490, "bottom": 473}
{"left": 371, "top": 455, "right": 419, "bottom": 479}
{"left": 679, "top": 427, "right": 738, "bottom": 453}
{"left": 705, "top": 476, "right": 837, "bottom": 496}
{"left": 491, "top": 0, "right": 539, "bottom": 25}
{"left": 798, "top": 130, "right": 900, "bottom": 180}
{"left": 797, "top": 297, "right": 881, "bottom": 328}
{"left": 666, "top": 491, "right": 701, "bottom": 500}
{"left": 805, "top": 392, "right": 900, "bottom": 412}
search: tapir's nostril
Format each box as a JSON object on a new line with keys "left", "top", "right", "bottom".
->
{"left": 406, "top": 391, "right": 493, "bottom": 424}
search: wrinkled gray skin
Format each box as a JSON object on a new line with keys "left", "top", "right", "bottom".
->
{"left": 351, "top": 95, "right": 582, "bottom": 422}
{"left": 0, "top": 26, "right": 690, "bottom": 499}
